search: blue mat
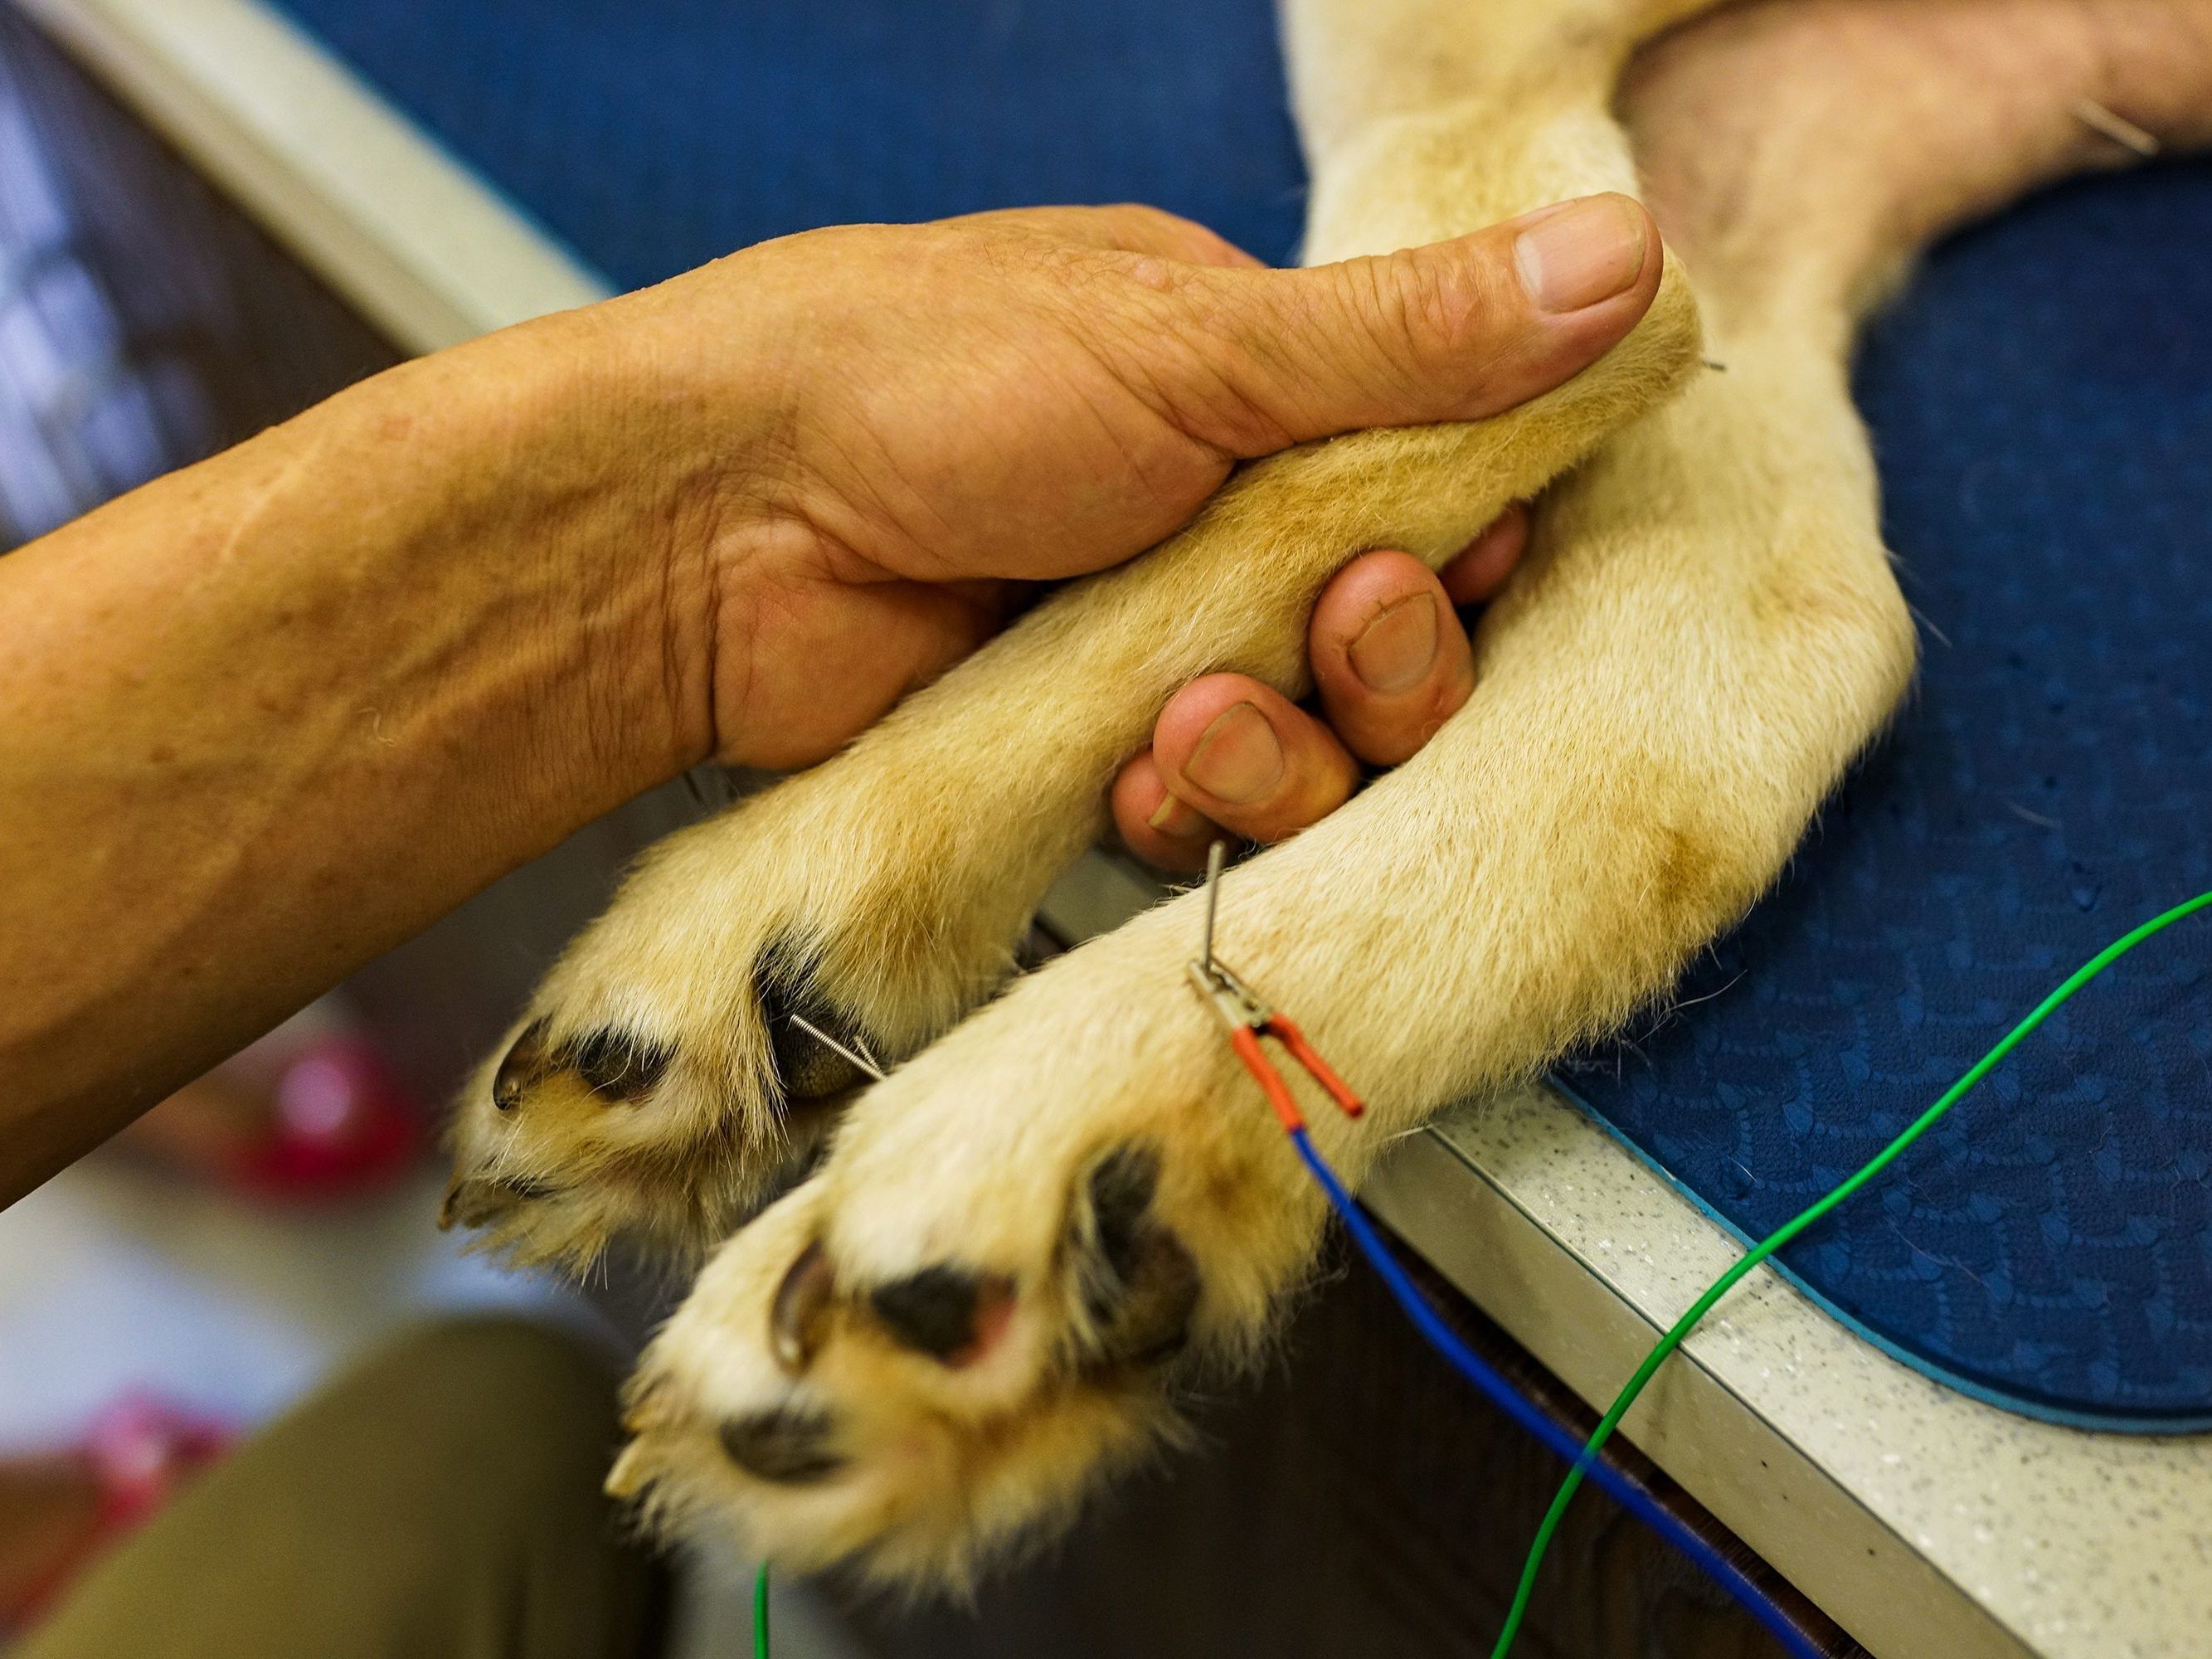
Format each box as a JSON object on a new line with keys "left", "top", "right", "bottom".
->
{"left": 280, "top": 0, "right": 1305, "bottom": 288}
{"left": 270, "top": 0, "right": 2212, "bottom": 1428}
{"left": 1563, "top": 168, "right": 2212, "bottom": 1431}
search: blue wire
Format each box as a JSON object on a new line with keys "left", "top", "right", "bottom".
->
{"left": 1286, "top": 1126, "right": 1825, "bottom": 1659}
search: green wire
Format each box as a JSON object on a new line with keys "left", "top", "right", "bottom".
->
{"left": 754, "top": 1561, "right": 771, "bottom": 1658}
{"left": 1490, "top": 888, "right": 2212, "bottom": 1659}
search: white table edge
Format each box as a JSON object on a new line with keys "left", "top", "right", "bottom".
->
{"left": 13, "top": 0, "right": 611, "bottom": 354}
{"left": 1365, "top": 1078, "right": 2212, "bottom": 1659}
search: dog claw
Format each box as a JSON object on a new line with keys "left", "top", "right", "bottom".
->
{"left": 771, "top": 1241, "right": 838, "bottom": 1374}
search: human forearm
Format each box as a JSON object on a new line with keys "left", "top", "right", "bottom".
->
{"left": 0, "top": 319, "right": 719, "bottom": 1196}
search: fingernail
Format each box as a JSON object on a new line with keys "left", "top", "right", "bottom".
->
{"left": 1184, "top": 702, "right": 1284, "bottom": 805}
{"left": 1147, "top": 791, "right": 1206, "bottom": 839}
{"left": 1349, "top": 593, "right": 1439, "bottom": 694}
{"left": 1514, "top": 195, "right": 1648, "bottom": 314}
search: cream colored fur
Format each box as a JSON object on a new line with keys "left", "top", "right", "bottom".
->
{"left": 445, "top": 0, "right": 2212, "bottom": 1589}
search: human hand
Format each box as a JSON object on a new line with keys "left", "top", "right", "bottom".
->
{"left": 586, "top": 197, "right": 1657, "bottom": 767}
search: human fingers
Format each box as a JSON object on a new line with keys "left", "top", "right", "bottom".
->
{"left": 1308, "top": 552, "right": 1478, "bottom": 768}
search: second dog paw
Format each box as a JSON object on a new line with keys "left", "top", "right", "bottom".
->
{"left": 604, "top": 915, "right": 1333, "bottom": 1583}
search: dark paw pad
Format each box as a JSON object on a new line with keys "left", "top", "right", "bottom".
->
{"left": 559, "top": 1028, "right": 670, "bottom": 1103}
{"left": 492, "top": 1019, "right": 668, "bottom": 1111}
{"left": 717, "top": 1408, "right": 844, "bottom": 1485}
{"left": 1096, "top": 1230, "right": 1200, "bottom": 1367}
{"left": 1074, "top": 1143, "right": 1199, "bottom": 1368}
{"left": 755, "top": 941, "right": 873, "bottom": 1102}
{"left": 1082, "top": 1146, "right": 1161, "bottom": 1318}
{"left": 868, "top": 1266, "right": 1016, "bottom": 1366}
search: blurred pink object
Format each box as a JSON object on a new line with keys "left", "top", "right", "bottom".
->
{"left": 119, "top": 999, "right": 429, "bottom": 1202}
{"left": 3, "top": 1395, "right": 232, "bottom": 1631}
{"left": 220, "top": 1032, "right": 424, "bottom": 1199}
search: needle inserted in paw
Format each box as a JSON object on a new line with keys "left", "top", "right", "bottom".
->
{"left": 1186, "top": 841, "right": 1364, "bottom": 1132}
{"left": 786, "top": 1014, "right": 886, "bottom": 1082}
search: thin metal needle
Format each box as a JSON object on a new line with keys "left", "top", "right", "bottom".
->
{"left": 1200, "top": 840, "right": 1228, "bottom": 972}
{"left": 787, "top": 1013, "right": 887, "bottom": 1082}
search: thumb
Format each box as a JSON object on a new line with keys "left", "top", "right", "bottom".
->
{"left": 1159, "top": 192, "right": 1660, "bottom": 455}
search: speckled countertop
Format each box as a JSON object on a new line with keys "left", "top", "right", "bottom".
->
{"left": 1365, "top": 1083, "right": 2212, "bottom": 1659}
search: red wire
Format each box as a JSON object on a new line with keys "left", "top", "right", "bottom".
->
{"left": 1230, "top": 1019, "right": 1364, "bottom": 1131}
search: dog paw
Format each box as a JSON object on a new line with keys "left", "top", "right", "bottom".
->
{"left": 604, "top": 902, "right": 1335, "bottom": 1584}
{"left": 441, "top": 757, "right": 1077, "bottom": 1271}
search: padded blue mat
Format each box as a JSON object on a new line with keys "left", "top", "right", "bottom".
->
{"left": 277, "top": 0, "right": 1306, "bottom": 288}
{"left": 268, "top": 1, "right": 2212, "bottom": 1428}
{"left": 1562, "top": 167, "right": 2212, "bottom": 1430}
